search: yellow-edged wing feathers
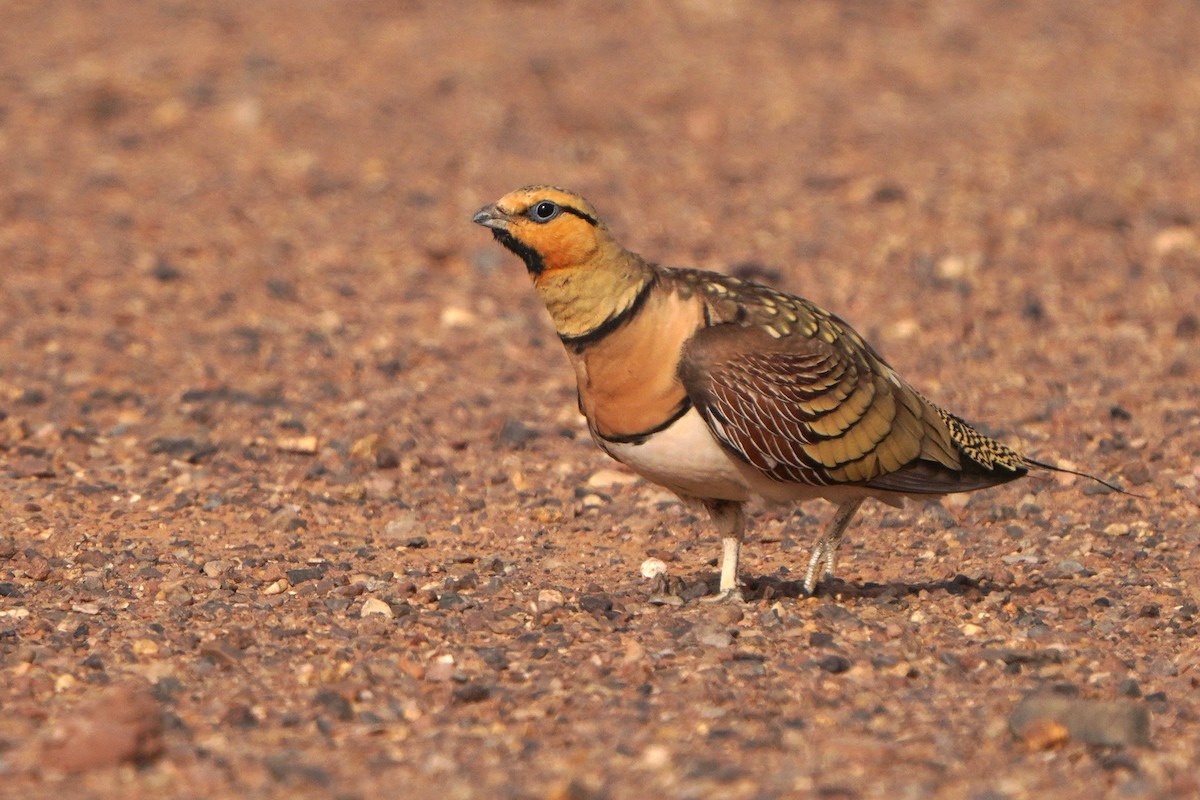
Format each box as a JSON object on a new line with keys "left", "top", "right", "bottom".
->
{"left": 675, "top": 271, "right": 1028, "bottom": 493}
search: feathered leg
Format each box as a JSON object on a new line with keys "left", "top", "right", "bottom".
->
{"left": 702, "top": 500, "right": 746, "bottom": 603}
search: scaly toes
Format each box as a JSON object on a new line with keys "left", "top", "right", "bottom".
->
{"left": 701, "top": 587, "right": 747, "bottom": 604}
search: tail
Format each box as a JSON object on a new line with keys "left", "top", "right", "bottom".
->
{"left": 1023, "top": 457, "right": 1144, "bottom": 498}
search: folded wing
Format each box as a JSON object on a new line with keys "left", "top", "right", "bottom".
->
{"left": 678, "top": 317, "right": 1027, "bottom": 494}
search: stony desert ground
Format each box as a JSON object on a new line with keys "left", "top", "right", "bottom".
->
{"left": 1, "top": 2, "right": 1198, "bottom": 798}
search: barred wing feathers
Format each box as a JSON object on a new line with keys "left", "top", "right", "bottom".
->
{"left": 677, "top": 293, "right": 1027, "bottom": 495}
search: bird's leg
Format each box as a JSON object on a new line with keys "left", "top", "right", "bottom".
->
{"left": 701, "top": 500, "right": 746, "bottom": 603}
{"left": 803, "top": 498, "right": 865, "bottom": 596}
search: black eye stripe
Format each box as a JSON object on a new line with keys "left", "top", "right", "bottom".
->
{"left": 560, "top": 205, "right": 598, "bottom": 226}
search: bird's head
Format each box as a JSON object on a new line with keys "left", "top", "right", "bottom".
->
{"left": 473, "top": 186, "right": 613, "bottom": 277}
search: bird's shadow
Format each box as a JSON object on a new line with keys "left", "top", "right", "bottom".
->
{"left": 645, "top": 567, "right": 1052, "bottom": 606}
{"left": 737, "top": 571, "right": 1050, "bottom": 602}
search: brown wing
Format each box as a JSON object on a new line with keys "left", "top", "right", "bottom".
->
{"left": 678, "top": 317, "right": 1027, "bottom": 494}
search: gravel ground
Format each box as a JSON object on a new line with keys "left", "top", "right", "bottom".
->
{"left": 1, "top": 2, "right": 1198, "bottom": 798}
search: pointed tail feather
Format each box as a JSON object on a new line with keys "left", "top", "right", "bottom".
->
{"left": 1023, "top": 457, "right": 1144, "bottom": 498}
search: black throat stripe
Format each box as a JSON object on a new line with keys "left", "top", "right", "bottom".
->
{"left": 493, "top": 229, "right": 546, "bottom": 275}
{"left": 597, "top": 397, "right": 694, "bottom": 446}
{"left": 559, "top": 277, "right": 655, "bottom": 351}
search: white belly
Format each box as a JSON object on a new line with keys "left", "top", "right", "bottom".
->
{"left": 598, "top": 408, "right": 751, "bottom": 501}
{"left": 597, "top": 407, "right": 906, "bottom": 509}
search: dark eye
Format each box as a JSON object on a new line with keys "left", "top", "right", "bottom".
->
{"left": 530, "top": 201, "right": 560, "bottom": 223}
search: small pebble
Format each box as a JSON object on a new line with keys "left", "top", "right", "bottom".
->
{"left": 425, "top": 655, "right": 455, "bottom": 682}
{"left": 586, "top": 469, "right": 639, "bottom": 489}
{"left": 262, "top": 578, "right": 289, "bottom": 596}
{"left": 536, "top": 589, "right": 565, "bottom": 612}
{"left": 275, "top": 435, "right": 318, "bottom": 455}
{"left": 385, "top": 510, "right": 426, "bottom": 538}
{"left": 696, "top": 628, "right": 733, "bottom": 649}
{"left": 641, "top": 558, "right": 668, "bottom": 579}
{"left": 360, "top": 598, "right": 393, "bottom": 618}
{"left": 440, "top": 306, "right": 477, "bottom": 328}
{"left": 132, "top": 639, "right": 160, "bottom": 656}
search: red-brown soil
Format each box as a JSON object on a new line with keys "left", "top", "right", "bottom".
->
{"left": 1, "top": 2, "right": 1198, "bottom": 798}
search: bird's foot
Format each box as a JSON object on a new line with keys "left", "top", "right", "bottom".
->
{"left": 802, "top": 573, "right": 834, "bottom": 598}
{"left": 701, "top": 587, "right": 746, "bottom": 604}
{"left": 804, "top": 542, "right": 832, "bottom": 596}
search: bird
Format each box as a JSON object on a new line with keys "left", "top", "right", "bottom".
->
{"left": 473, "top": 185, "right": 1122, "bottom": 601}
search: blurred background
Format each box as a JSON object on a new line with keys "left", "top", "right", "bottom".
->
{"left": 4, "top": 1, "right": 1198, "bottom": 402}
{"left": 3, "top": 2, "right": 1197, "bottom": 399}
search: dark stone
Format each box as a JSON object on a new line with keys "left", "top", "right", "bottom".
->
{"left": 871, "top": 182, "right": 907, "bottom": 203}
{"left": 816, "top": 655, "right": 852, "bottom": 674}
{"left": 980, "top": 648, "right": 1065, "bottom": 667}
{"left": 266, "top": 278, "right": 298, "bottom": 301}
{"left": 179, "top": 386, "right": 285, "bottom": 408}
{"left": 809, "top": 632, "right": 835, "bottom": 648}
{"left": 497, "top": 419, "right": 539, "bottom": 449}
{"left": 151, "top": 258, "right": 183, "bottom": 281}
{"left": 265, "top": 752, "right": 332, "bottom": 786}
{"left": 1175, "top": 314, "right": 1199, "bottom": 339}
{"left": 1022, "top": 296, "right": 1045, "bottom": 321}
{"left": 375, "top": 448, "right": 400, "bottom": 469}
{"left": 452, "top": 682, "right": 491, "bottom": 704}
{"left": 286, "top": 567, "right": 324, "bottom": 585}
{"left": 313, "top": 690, "right": 354, "bottom": 721}
{"left": 222, "top": 704, "right": 258, "bottom": 728}
{"left": 151, "top": 676, "right": 185, "bottom": 702}
{"left": 18, "top": 388, "right": 46, "bottom": 405}
{"left": 438, "top": 592, "right": 470, "bottom": 610}
{"left": 147, "top": 437, "right": 218, "bottom": 464}
{"left": 813, "top": 604, "right": 859, "bottom": 624}
{"left": 476, "top": 647, "right": 509, "bottom": 671}
{"left": 1098, "top": 752, "right": 1140, "bottom": 773}
{"left": 579, "top": 594, "right": 613, "bottom": 613}
{"left": 376, "top": 358, "right": 405, "bottom": 377}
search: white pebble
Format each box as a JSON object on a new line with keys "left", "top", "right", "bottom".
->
{"left": 360, "top": 597, "right": 394, "bottom": 618}
{"left": 640, "top": 558, "right": 668, "bottom": 579}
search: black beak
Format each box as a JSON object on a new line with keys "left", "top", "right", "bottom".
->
{"left": 472, "top": 204, "right": 509, "bottom": 230}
